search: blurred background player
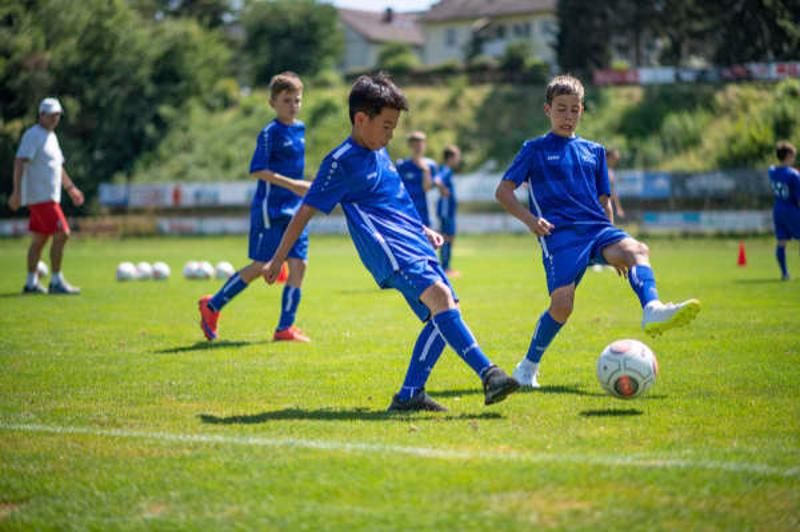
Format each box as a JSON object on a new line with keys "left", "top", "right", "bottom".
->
{"left": 396, "top": 131, "right": 439, "bottom": 226}
{"left": 9, "top": 97, "right": 83, "bottom": 295}
{"left": 199, "top": 72, "right": 311, "bottom": 342}
{"left": 435, "top": 145, "right": 461, "bottom": 276}
{"left": 768, "top": 140, "right": 800, "bottom": 280}
{"left": 495, "top": 75, "right": 700, "bottom": 389}
{"left": 606, "top": 148, "right": 625, "bottom": 219}
{"left": 263, "top": 73, "right": 519, "bottom": 412}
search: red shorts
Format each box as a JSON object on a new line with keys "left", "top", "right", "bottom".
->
{"left": 28, "top": 201, "right": 70, "bottom": 235}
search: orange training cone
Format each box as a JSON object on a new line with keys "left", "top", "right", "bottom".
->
{"left": 737, "top": 240, "right": 747, "bottom": 266}
{"left": 277, "top": 262, "right": 289, "bottom": 283}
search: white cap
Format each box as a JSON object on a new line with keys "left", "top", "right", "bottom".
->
{"left": 39, "top": 98, "right": 63, "bottom": 115}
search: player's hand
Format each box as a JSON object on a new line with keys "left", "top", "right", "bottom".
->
{"left": 262, "top": 259, "right": 283, "bottom": 284}
{"left": 423, "top": 226, "right": 444, "bottom": 249}
{"left": 613, "top": 264, "right": 628, "bottom": 277}
{"left": 68, "top": 187, "right": 84, "bottom": 207}
{"left": 7, "top": 191, "right": 20, "bottom": 211}
{"left": 292, "top": 180, "right": 311, "bottom": 197}
{"left": 617, "top": 207, "right": 625, "bottom": 218}
{"left": 439, "top": 185, "right": 451, "bottom": 198}
{"left": 528, "top": 216, "right": 554, "bottom": 236}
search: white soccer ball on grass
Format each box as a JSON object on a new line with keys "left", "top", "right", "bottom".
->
{"left": 196, "top": 261, "right": 215, "bottom": 280}
{"left": 116, "top": 262, "right": 137, "bottom": 281}
{"left": 183, "top": 261, "right": 200, "bottom": 279}
{"left": 596, "top": 339, "right": 658, "bottom": 399}
{"left": 215, "top": 261, "right": 235, "bottom": 279}
{"left": 136, "top": 261, "right": 153, "bottom": 280}
{"left": 152, "top": 262, "right": 171, "bottom": 280}
{"left": 37, "top": 260, "right": 49, "bottom": 278}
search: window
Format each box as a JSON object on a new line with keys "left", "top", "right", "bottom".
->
{"left": 445, "top": 27, "right": 457, "bottom": 47}
{"left": 495, "top": 24, "right": 506, "bottom": 39}
{"left": 513, "top": 22, "right": 531, "bottom": 37}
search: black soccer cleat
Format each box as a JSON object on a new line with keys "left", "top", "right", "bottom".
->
{"left": 387, "top": 389, "right": 448, "bottom": 412}
{"left": 22, "top": 283, "right": 47, "bottom": 295}
{"left": 482, "top": 365, "right": 519, "bottom": 405}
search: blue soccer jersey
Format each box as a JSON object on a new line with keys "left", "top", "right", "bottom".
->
{"left": 303, "top": 138, "right": 438, "bottom": 286}
{"left": 396, "top": 157, "right": 437, "bottom": 226}
{"left": 769, "top": 166, "right": 800, "bottom": 208}
{"left": 502, "top": 133, "right": 611, "bottom": 227}
{"left": 250, "top": 119, "right": 306, "bottom": 224}
{"left": 436, "top": 164, "right": 456, "bottom": 221}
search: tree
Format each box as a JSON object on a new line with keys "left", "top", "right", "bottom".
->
{"left": 710, "top": 0, "right": 800, "bottom": 65}
{"left": 242, "top": 0, "right": 343, "bottom": 85}
{"left": 376, "top": 41, "right": 421, "bottom": 75}
{"left": 555, "top": 0, "right": 613, "bottom": 75}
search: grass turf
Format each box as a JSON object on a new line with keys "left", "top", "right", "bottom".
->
{"left": 0, "top": 234, "right": 798, "bottom": 529}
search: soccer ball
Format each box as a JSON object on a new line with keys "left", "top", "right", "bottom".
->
{"left": 596, "top": 339, "right": 658, "bottom": 399}
{"left": 196, "top": 261, "right": 215, "bottom": 280}
{"left": 116, "top": 262, "right": 137, "bottom": 281}
{"left": 215, "top": 261, "right": 235, "bottom": 279}
{"left": 37, "top": 260, "right": 49, "bottom": 278}
{"left": 183, "top": 261, "right": 199, "bottom": 279}
{"left": 152, "top": 262, "right": 171, "bottom": 280}
{"left": 136, "top": 261, "right": 153, "bottom": 280}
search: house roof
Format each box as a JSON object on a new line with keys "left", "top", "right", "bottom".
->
{"left": 420, "top": 0, "right": 556, "bottom": 23}
{"left": 338, "top": 8, "right": 425, "bottom": 46}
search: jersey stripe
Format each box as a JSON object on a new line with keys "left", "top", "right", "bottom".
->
{"left": 527, "top": 178, "right": 551, "bottom": 258}
{"left": 352, "top": 204, "right": 400, "bottom": 271}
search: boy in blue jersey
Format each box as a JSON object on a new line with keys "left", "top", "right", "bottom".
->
{"left": 396, "top": 131, "right": 439, "bottom": 226}
{"left": 495, "top": 75, "right": 701, "bottom": 388}
{"left": 263, "top": 73, "right": 519, "bottom": 411}
{"left": 199, "top": 72, "right": 312, "bottom": 343}
{"left": 435, "top": 145, "right": 461, "bottom": 276}
{"left": 769, "top": 141, "right": 800, "bottom": 280}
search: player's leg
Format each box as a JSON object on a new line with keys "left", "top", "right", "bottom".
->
{"left": 199, "top": 260, "right": 262, "bottom": 341}
{"left": 24, "top": 232, "right": 49, "bottom": 293}
{"left": 603, "top": 237, "right": 700, "bottom": 336}
{"left": 46, "top": 205, "right": 79, "bottom": 294}
{"left": 776, "top": 240, "right": 789, "bottom": 280}
{"left": 274, "top": 226, "right": 310, "bottom": 342}
{"left": 439, "top": 235, "right": 451, "bottom": 271}
{"left": 388, "top": 320, "right": 448, "bottom": 412}
{"left": 421, "top": 281, "right": 519, "bottom": 405}
{"left": 513, "top": 284, "right": 573, "bottom": 388}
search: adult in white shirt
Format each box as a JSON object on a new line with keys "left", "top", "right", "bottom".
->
{"left": 9, "top": 98, "right": 83, "bottom": 294}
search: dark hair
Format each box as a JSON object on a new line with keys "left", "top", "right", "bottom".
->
{"left": 443, "top": 144, "right": 460, "bottom": 161}
{"left": 776, "top": 140, "right": 797, "bottom": 161}
{"left": 545, "top": 74, "right": 585, "bottom": 105}
{"left": 348, "top": 72, "right": 408, "bottom": 124}
{"left": 269, "top": 71, "right": 303, "bottom": 99}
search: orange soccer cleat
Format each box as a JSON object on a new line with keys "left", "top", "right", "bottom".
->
{"left": 276, "top": 262, "right": 289, "bottom": 283}
{"left": 273, "top": 325, "right": 311, "bottom": 343}
{"left": 198, "top": 295, "right": 220, "bottom": 341}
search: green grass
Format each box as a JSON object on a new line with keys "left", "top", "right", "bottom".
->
{"left": 0, "top": 234, "right": 798, "bottom": 529}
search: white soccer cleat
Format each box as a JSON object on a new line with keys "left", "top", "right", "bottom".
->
{"left": 512, "top": 360, "right": 541, "bottom": 389}
{"left": 642, "top": 299, "right": 701, "bottom": 337}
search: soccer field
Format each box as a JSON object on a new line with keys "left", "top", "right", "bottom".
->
{"left": 0, "top": 234, "right": 798, "bottom": 529}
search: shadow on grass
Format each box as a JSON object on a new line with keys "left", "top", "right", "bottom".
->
{"left": 733, "top": 278, "right": 785, "bottom": 284}
{"left": 199, "top": 408, "right": 502, "bottom": 424}
{"left": 579, "top": 408, "right": 643, "bottom": 417}
{"left": 430, "top": 384, "right": 606, "bottom": 398}
{"left": 154, "top": 340, "right": 270, "bottom": 354}
{"left": 0, "top": 292, "right": 26, "bottom": 299}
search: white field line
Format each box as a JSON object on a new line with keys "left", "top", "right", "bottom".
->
{"left": 1, "top": 422, "right": 798, "bottom": 479}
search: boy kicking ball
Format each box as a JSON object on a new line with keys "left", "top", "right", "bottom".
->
{"left": 199, "top": 72, "right": 311, "bottom": 343}
{"left": 495, "top": 75, "right": 700, "bottom": 388}
{"left": 263, "top": 73, "right": 519, "bottom": 411}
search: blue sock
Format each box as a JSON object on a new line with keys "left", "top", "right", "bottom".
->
{"left": 628, "top": 264, "right": 659, "bottom": 308}
{"left": 208, "top": 272, "right": 248, "bottom": 312}
{"left": 432, "top": 308, "right": 492, "bottom": 378}
{"left": 277, "top": 286, "right": 301, "bottom": 331}
{"left": 397, "top": 322, "right": 446, "bottom": 401}
{"left": 440, "top": 242, "right": 451, "bottom": 271}
{"left": 525, "top": 310, "right": 563, "bottom": 363}
{"left": 776, "top": 246, "right": 788, "bottom": 277}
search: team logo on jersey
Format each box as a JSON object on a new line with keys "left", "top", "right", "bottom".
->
{"left": 283, "top": 140, "right": 294, "bottom": 147}
{"left": 545, "top": 154, "right": 560, "bottom": 162}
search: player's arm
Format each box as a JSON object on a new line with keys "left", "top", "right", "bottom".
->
{"left": 61, "top": 167, "right": 84, "bottom": 206}
{"left": 263, "top": 204, "right": 317, "bottom": 283}
{"left": 609, "top": 170, "right": 624, "bottom": 217}
{"left": 416, "top": 159, "right": 433, "bottom": 191}
{"left": 250, "top": 169, "right": 310, "bottom": 197}
{"left": 8, "top": 157, "right": 27, "bottom": 211}
{"left": 423, "top": 225, "right": 444, "bottom": 249}
{"left": 599, "top": 194, "right": 614, "bottom": 224}
{"left": 495, "top": 180, "right": 553, "bottom": 236}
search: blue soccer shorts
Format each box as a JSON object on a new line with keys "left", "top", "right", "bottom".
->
{"left": 540, "top": 223, "right": 629, "bottom": 294}
{"left": 384, "top": 259, "right": 458, "bottom": 322}
{"left": 248, "top": 212, "right": 309, "bottom": 262}
{"left": 774, "top": 206, "right": 800, "bottom": 240}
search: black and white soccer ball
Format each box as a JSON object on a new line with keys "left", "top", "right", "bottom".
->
{"left": 596, "top": 339, "right": 658, "bottom": 399}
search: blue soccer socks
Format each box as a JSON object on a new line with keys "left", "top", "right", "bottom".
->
{"left": 525, "top": 310, "right": 563, "bottom": 363}
{"left": 397, "top": 321, "right": 446, "bottom": 401}
{"left": 208, "top": 272, "right": 248, "bottom": 312}
{"left": 277, "top": 286, "right": 302, "bottom": 331}
{"left": 440, "top": 242, "right": 452, "bottom": 271}
{"left": 776, "top": 245, "right": 788, "bottom": 278}
{"left": 628, "top": 264, "right": 659, "bottom": 308}
{"left": 432, "top": 308, "right": 492, "bottom": 378}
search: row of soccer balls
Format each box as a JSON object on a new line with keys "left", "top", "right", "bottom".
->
{"left": 116, "top": 261, "right": 236, "bottom": 281}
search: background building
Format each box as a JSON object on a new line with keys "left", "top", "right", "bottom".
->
{"left": 338, "top": 8, "right": 425, "bottom": 72}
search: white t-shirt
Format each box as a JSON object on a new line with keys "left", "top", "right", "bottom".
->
{"left": 16, "top": 124, "right": 65, "bottom": 206}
